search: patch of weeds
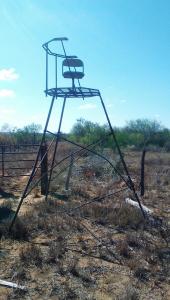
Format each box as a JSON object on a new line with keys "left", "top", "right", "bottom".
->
{"left": 25, "top": 200, "right": 77, "bottom": 235}
{"left": 47, "top": 237, "right": 66, "bottom": 263}
{"left": 80, "top": 203, "right": 109, "bottom": 220}
{"left": 32, "top": 187, "right": 41, "bottom": 198}
{"left": 157, "top": 247, "right": 170, "bottom": 261}
{"left": 11, "top": 262, "right": 27, "bottom": 281}
{"left": 157, "top": 247, "right": 170, "bottom": 278}
{"left": 127, "top": 258, "right": 141, "bottom": 271}
{"left": 79, "top": 202, "right": 145, "bottom": 230}
{"left": 65, "top": 288, "right": 77, "bottom": 299}
{"left": 71, "top": 185, "right": 89, "bottom": 199}
{"left": 5, "top": 288, "right": 27, "bottom": 300}
{"left": 10, "top": 218, "right": 29, "bottom": 240}
{"left": 126, "top": 233, "right": 142, "bottom": 248}
{"left": 19, "top": 243, "right": 43, "bottom": 267}
{"left": 0, "top": 218, "right": 28, "bottom": 240}
{"left": 0, "top": 221, "right": 8, "bottom": 238}
{"left": 116, "top": 240, "right": 131, "bottom": 258}
{"left": 68, "top": 257, "right": 79, "bottom": 276}
{"left": 118, "top": 285, "right": 139, "bottom": 300}
{"left": 113, "top": 204, "right": 145, "bottom": 230}
{"left": 134, "top": 267, "right": 150, "bottom": 282}
{"left": 70, "top": 263, "right": 94, "bottom": 284}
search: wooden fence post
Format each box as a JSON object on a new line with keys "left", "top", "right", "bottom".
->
{"left": 140, "top": 148, "right": 146, "bottom": 196}
{"left": 40, "top": 143, "right": 48, "bottom": 195}
{"left": 65, "top": 153, "right": 74, "bottom": 191}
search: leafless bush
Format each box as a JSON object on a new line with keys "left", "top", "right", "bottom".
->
{"left": 113, "top": 204, "right": 144, "bottom": 229}
{"left": 0, "top": 217, "right": 28, "bottom": 240}
{"left": 116, "top": 240, "right": 131, "bottom": 258}
{"left": 0, "top": 221, "right": 8, "bottom": 238}
{"left": 134, "top": 267, "right": 150, "bottom": 282}
{"left": 22, "top": 199, "right": 77, "bottom": 238}
{"left": 4, "top": 288, "right": 27, "bottom": 300}
{"left": 10, "top": 218, "right": 29, "bottom": 240}
{"left": 32, "top": 186, "right": 41, "bottom": 198}
{"left": 126, "top": 232, "right": 143, "bottom": 248}
{"left": 127, "top": 258, "right": 140, "bottom": 271}
{"left": 10, "top": 263, "right": 27, "bottom": 281}
{"left": 47, "top": 237, "right": 66, "bottom": 263}
{"left": 117, "top": 285, "right": 139, "bottom": 300}
{"left": 79, "top": 202, "right": 144, "bottom": 229}
{"left": 19, "top": 243, "right": 43, "bottom": 267}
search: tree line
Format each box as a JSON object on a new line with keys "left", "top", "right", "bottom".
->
{"left": 0, "top": 123, "right": 42, "bottom": 145}
{"left": 69, "top": 118, "right": 170, "bottom": 151}
{"left": 0, "top": 119, "right": 170, "bottom": 151}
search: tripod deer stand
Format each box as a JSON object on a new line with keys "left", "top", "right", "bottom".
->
{"left": 9, "top": 37, "right": 145, "bottom": 231}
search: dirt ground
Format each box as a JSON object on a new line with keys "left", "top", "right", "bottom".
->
{"left": 0, "top": 149, "right": 169, "bottom": 299}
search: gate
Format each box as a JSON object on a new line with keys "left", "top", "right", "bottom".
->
{"left": 0, "top": 144, "right": 48, "bottom": 195}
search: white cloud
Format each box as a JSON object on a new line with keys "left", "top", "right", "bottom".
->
{"left": 0, "top": 68, "right": 19, "bottom": 81}
{"left": 78, "top": 103, "right": 97, "bottom": 110}
{"left": 0, "top": 89, "right": 15, "bottom": 98}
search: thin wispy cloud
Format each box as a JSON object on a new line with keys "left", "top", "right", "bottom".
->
{"left": 0, "top": 108, "right": 16, "bottom": 115}
{"left": 0, "top": 89, "right": 15, "bottom": 98}
{"left": 0, "top": 68, "right": 19, "bottom": 81}
{"left": 120, "top": 99, "right": 127, "bottom": 103}
{"left": 106, "top": 104, "right": 113, "bottom": 108}
{"left": 78, "top": 103, "right": 97, "bottom": 110}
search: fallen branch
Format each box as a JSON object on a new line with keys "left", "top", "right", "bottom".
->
{"left": 125, "top": 198, "right": 153, "bottom": 215}
{"left": 0, "top": 279, "right": 26, "bottom": 290}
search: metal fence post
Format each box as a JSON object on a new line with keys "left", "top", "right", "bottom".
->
{"left": 40, "top": 143, "right": 48, "bottom": 195}
{"left": 140, "top": 149, "right": 146, "bottom": 196}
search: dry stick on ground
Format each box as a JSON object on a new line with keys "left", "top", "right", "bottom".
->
{"left": 65, "top": 247, "right": 122, "bottom": 265}
{"left": 69, "top": 187, "right": 129, "bottom": 212}
{"left": 56, "top": 209, "right": 122, "bottom": 264}
{"left": 0, "top": 279, "right": 26, "bottom": 291}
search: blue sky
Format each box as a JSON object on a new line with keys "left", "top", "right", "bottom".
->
{"left": 0, "top": 0, "right": 169, "bottom": 132}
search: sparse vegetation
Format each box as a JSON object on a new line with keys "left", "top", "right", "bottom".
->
{"left": 19, "top": 244, "right": 43, "bottom": 267}
{"left": 0, "top": 142, "right": 170, "bottom": 299}
{"left": 0, "top": 217, "right": 28, "bottom": 240}
{"left": 118, "top": 285, "right": 139, "bottom": 300}
{"left": 68, "top": 118, "right": 170, "bottom": 150}
{"left": 1, "top": 118, "right": 170, "bottom": 150}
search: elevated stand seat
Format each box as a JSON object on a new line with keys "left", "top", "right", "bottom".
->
{"left": 62, "top": 58, "right": 85, "bottom": 87}
{"left": 63, "top": 71, "right": 84, "bottom": 79}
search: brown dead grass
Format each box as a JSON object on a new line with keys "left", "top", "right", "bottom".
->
{"left": 0, "top": 149, "right": 170, "bottom": 299}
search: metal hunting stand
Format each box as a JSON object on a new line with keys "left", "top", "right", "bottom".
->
{"left": 9, "top": 37, "right": 145, "bottom": 231}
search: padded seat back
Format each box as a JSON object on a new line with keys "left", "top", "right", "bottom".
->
{"left": 62, "top": 58, "right": 84, "bottom": 79}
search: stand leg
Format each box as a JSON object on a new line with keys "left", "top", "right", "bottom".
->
{"left": 45, "top": 97, "right": 67, "bottom": 201}
{"left": 99, "top": 94, "right": 145, "bottom": 218}
{"left": 9, "top": 96, "right": 55, "bottom": 231}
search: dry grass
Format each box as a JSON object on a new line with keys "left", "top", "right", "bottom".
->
{"left": 0, "top": 217, "right": 28, "bottom": 240}
{"left": 19, "top": 243, "right": 43, "bottom": 267}
{"left": 0, "top": 149, "right": 170, "bottom": 299}
{"left": 79, "top": 202, "right": 145, "bottom": 229}
{"left": 47, "top": 237, "right": 66, "bottom": 263}
{"left": 117, "top": 285, "right": 139, "bottom": 300}
{"left": 116, "top": 240, "right": 131, "bottom": 258}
